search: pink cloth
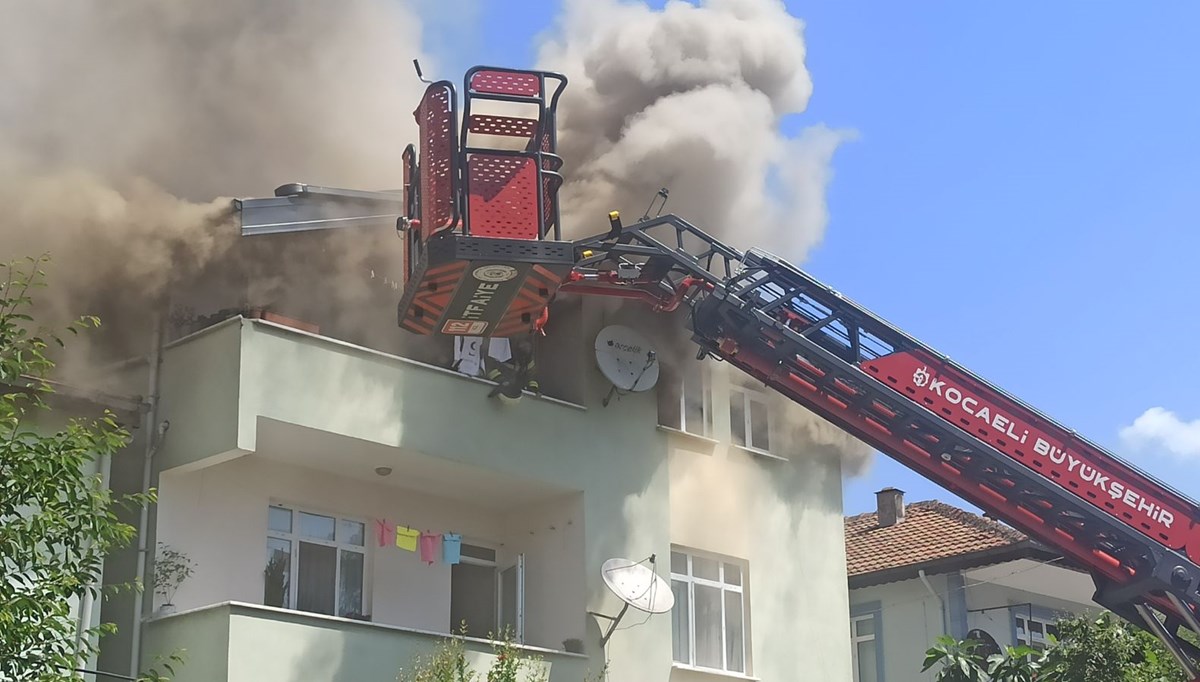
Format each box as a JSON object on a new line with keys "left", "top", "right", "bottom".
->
{"left": 375, "top": 520, "right": 394, "bottom": 547}
{"left": 419, "top": 532, "right": 440, "bottom": 564}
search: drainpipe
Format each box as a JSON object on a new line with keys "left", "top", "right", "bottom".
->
{"left": 73, "top": 448, "right": 113, "bottom": 674}
{"left": 129, "top": 311, "right": 168, "bottom": 678}
{"left": 919, "top": 569, "right": 949, "bottom": 637}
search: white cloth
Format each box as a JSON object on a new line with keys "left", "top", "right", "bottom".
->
{"left": 453, "top": 337, "right": 485, "bottom": 377}
{"left": 453, "top": 337, "right": 511, "bottom": 377}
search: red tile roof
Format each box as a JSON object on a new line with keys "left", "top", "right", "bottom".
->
{"left": 845, "top": 500, "right": 1029, "bottom": 578}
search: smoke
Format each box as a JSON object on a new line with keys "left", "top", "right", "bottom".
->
{"left": 0, "top": 0, "right": 433, "bottom": 370}
{"left": 537, "top": 0, "right": 855, "bottom": 259}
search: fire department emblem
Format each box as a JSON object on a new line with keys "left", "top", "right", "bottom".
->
{"left": 913, "top": 366, "right": 931, "bottom": 388}
{"left": 472, "top": 264, "right": 519, "bottom": 283}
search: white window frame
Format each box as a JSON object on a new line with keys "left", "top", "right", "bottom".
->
{"left": 729, "top": 384, "right": 772, "bottom": 453}
{"left": 1014, "top": 611, "right": 1058, "bottom": 651}
{"left": 670, "top": 549, "right": 748, "bottom": 674}
{"left": 850, "top": 614, "right": 877, "bottom": 682}
{"left": 265, "top": 503, "right": 368, "bottom": 619}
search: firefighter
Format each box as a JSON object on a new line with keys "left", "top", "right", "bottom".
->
{"left": 485, "top": 334, "right": 539, "bottom": 402}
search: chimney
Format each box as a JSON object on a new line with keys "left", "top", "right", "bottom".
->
{"left": 876, "top": 487, "right": 905, "bottom": 528}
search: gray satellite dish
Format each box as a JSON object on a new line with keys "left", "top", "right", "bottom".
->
{"left": 595, "top": 325, "right": 659, "bottom": 405}
{"left": 590, "top": 556, "right": 674, "bottom": 646}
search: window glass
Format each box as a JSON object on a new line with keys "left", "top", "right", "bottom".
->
{"left": 749, "top": 397, "right": 770, "bottom": 450}
{"left": 671, "top": 579, "right": 690, "bottom": 663}
{"left": 730, "top": 391, "right": 747, "bottom": 446}
{"left": 724, "top": 590, "right": 744, "bottom": 673}
{"left": 692, "top": 555, "right": 719, "bottom": 581}
{"left": 338, "top": 549, "right": 365, "bottom": 618}
{"left": 299, "top": 512, "right": 336, "bottom": 541}
{"left": 460, "top": 543, "right": 497, "bottom": 563}
{"left": 297, "top": 541, "right": 337, "bottom": 615}
{"left": 693, "top": 584, "right": 723, "bottom": 669}
{"left": 670, "top": 551, "right": 688, "bottom": 575}
{"left": 856, "top": 617, "right": 875, "bottom": 637}
{"left": 338, "top": 519, "right": 365, "bottom": 547}
{"left": 264, "top": 537, "right": 291, "bottom": 608}
{"left": 856, "top": 639, "right": 879, "bottom": 682}
{"left": 268, "top": 505, "right": 293, "bottom": 533}
{"left": 723, "top": 563, "right": 742, "bottom": 586}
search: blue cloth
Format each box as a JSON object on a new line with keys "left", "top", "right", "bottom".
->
{"left": 442, "top": 533, "right": 462, "bottom": 565}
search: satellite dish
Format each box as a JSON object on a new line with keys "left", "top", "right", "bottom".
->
{"left": 590, "top": 556, "right": 674, "bottom": 646}
{"left": 602, "top": 557, "right": 675, "bottom": 614}
{"left": 595, "top": 325, "right": 660, "bottom": 398}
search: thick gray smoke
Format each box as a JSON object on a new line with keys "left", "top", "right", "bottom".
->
{"left": 0, "top": 0, "right": 433, "bottom": 370}
{"left": 538, "top": 0, "right": 869, "bottom": 469}
{"left": 538, "top": 0, "right": 854, "bottom": 259}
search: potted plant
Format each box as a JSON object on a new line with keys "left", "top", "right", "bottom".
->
{"left": 154, "top": 542, "right": 196, "bottom": 615}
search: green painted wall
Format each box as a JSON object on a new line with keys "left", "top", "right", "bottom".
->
{"left": 140, "top": 604, "right": 594, "bottom": 682}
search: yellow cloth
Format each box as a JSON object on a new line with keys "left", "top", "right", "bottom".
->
{"left": 395, "top": 525, "right": 419, "bottom": 551}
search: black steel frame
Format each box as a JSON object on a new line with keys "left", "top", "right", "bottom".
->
{"left": 459, "top": 66, "right": 568, "bottom": 241}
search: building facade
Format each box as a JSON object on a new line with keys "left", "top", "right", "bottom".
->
{"left": 87, "top": 294, "right": 858, "bottom": 682}
{"left": 845, "top": 489, "right": 1101, "bottom": 682}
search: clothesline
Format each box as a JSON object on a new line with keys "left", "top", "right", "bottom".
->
{"left": 374, "top": 519, "right": 462, "bottom": 565}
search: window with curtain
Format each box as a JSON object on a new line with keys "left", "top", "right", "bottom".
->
{"left": 670, "top": 549, "right": 747, "bottom": 674}
{"left": 264, "top": 504, "right": 367, "bottom": 620}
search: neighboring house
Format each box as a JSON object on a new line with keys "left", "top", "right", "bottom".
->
{"left": 84, "top": 287, "right": 858, "bottom": 681}
{"left": 845, "top": 488, "right": 1101, "bottom": 682}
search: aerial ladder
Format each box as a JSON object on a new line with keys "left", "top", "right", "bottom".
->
{"left": 235, "top": 64, "right": 1200, "bottom": 678}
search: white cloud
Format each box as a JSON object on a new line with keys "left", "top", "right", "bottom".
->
{"left": 1119, "top": 407, "right": 1200, "bottom": 460}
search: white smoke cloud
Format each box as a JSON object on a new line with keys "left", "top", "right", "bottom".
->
{"left": 1119, "top": 407, "right": 1200, "bottom": 461}
{"left": 537, "top": 0, "right": 855, "bottom": 260}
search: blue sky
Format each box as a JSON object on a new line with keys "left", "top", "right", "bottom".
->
{"left": 419, "top": 1, "right": 1200, "bottom": 516}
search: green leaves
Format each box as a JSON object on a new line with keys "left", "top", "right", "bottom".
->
{"left": 922, "top": 613, "right": 1188, "bottom": 682}
{"left": 0, "top": 256, "right": 159, "bottom": 681}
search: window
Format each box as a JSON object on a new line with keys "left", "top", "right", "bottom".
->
{"left": 658, "top": 361, "right": 713, "bottom": 437}
{"left": 1015, "top": 612, "right": 1058, "bottom": 651}
{"left": 670, "top": 549, "right": 747, "bottom": 674}
{"left": 264, "top": 504, "right": 367, "bottom": 619}
{"left": 730, "top": 385, "right": 771, "bottom": 452}
{"left": 851, "top": 614, "right": 879, "bottom": 682}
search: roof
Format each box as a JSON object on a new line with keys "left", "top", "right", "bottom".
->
{"left": 845, "top": 500, "right": 1047, "bottom": 587}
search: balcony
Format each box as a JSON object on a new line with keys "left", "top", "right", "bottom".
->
{"left": 141, "top": 602, "right": 595, "bottom": 682}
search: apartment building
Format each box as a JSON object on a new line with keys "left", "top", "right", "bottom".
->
{"left": 82, "top": 268, "right": 858, "bottom": 682}
{"left": 845, "top": 488, "right": 1100, "bottom": 682}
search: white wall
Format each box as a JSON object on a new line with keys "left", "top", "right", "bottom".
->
{"left": 154, "top": 455, "right": 583, "bottom": 647}
{"left": 851, "top": 576, "right": 953, "bottom": 682}
{"left": 500, "top": 494, "right": 587, "bottom": 650}
{"left": 666, "top": 360, "right": 854, "bottom": 682}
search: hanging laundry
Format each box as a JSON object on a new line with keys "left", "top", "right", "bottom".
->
{"left": 442, "top": 533, "right": 462, "bottom": 565}
{"left": 419, "top": 532, "right": 440, "bottom": 564}
{"left": 452, "top": 336, "right": 485, "bottom": 377}
{"left": 395, "top": 525, "right": 420, "bottom": 552}
{"left": 374, "top": 519, "right": 395, "bottom": 548}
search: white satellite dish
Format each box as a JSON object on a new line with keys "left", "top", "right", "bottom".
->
{"left": 594, "top": 325, "right": 660, "bottom": 400}
{"left": 591, "top": 556, "right": 674, "bottom": 646}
